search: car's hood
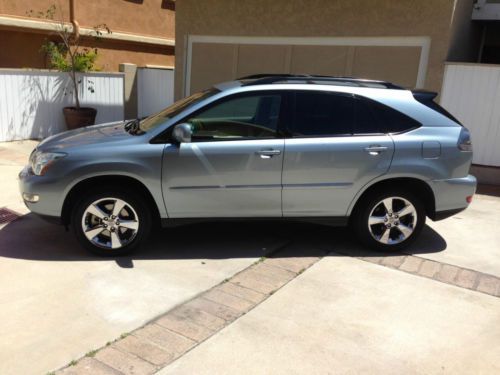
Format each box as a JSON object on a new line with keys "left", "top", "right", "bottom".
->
{"left": 37, "top": 121, "right": 134, "bottom": 152}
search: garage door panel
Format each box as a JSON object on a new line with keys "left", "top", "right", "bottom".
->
{"left": 236, "top": 44, "right": 289, "bottom": 78}
{"left": 290, "top": 45, "right": 349, "bottom": 76}
{"left": 191, "top": 43, "right": 237, "bottom": 93}
{"left": 352, "top": 46, "right": 421, "bottom": 88}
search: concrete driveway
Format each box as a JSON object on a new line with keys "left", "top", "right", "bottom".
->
{"left": 1, "top": 141, "right": 499, "bottom": 375}
{"left": 0, "top": 142, "right": 287, "bottom": 375}
{"left": 414, "top": 190, "right": 500, "bottom": 277}
{"left": 157, "top": 191, "right": 500, "bottom": 375}
{"left": 159, "top": 255, "right": 500, "bottom": 375}
{"left": 0, "top": 215, "right": 287, "bottom": 375}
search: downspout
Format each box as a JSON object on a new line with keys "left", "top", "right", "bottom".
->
{"left": 69, "top": 0, "right": 80, "bottom": 41}
{"left": 68, "top": 0, "right": 81, "bottom": 109}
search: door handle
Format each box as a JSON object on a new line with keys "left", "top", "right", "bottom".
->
{"left": 364, "top": 145, "right": 388, "bottom": 155}
{"left": 256, "top": 149, "right": 281, "bottom": 158}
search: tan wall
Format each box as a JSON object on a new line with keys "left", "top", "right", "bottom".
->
{"left": 0, "top": 0, "right": 174, "bottom": 38}
{"left": 176, "top": 0, "right": 461, "bottom": 99}
{"left": 0, "top": 29, "right": 174, "bottom": 71}
{"left": 0, "top": 0, "right": 70, "bottom": 21}
{"left": 0, "top": 30, "right": 47, "bottom": 68}
{"left": 0, "top": 0, "right": 174, "bottom": 71}
{"left": 75, "top": 0, "right": 174, "bottom": 39}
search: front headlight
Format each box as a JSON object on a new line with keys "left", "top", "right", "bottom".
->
{"left": 30, "top": 151, "right": 67, "bottom": 176}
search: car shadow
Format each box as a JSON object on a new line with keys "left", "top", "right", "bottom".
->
{"left": 0, "top": 213, "right": 447, "bottom": 267}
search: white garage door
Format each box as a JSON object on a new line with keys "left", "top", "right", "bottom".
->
{"left": 185, "top": 36, "right": 430, "bottom": 96}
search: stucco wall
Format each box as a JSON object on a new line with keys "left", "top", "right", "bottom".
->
{"left": 0, "top": 0, "right": 174, "bottom": 38}
{"left": 0, "top": 29, "right": 174, "bottom": 71}
{"left": 75, "top": 0, "right": 174, "bottom": 39}
{"left": 175, "top": 0, "right": 461, "bottom": 99}
{"left": 0, "top": 0, "right": 174, "bottom": 71}
{"left": 0, "top": 0, "right": 70, "bottom": 21}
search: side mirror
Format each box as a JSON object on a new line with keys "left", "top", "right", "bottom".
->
{"left": 172, "top": 123, "right": 193, "bottom": 144}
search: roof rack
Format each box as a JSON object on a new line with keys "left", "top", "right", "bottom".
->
{"left": 238, "top": 74, "right": 404, "bottom": 90}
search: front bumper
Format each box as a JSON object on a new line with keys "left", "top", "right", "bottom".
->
{"left": 430, "top": 174, "right": 477, "bottom": 220}
{"left": 18, "top": 166, "right": 64, "bottom": 218}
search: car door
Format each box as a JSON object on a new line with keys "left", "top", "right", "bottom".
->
{"left": 282, "top": 91, "right": 395, "bottom": 217}
{"left": 162, "top": 91, "right": 285, "bottom": 218}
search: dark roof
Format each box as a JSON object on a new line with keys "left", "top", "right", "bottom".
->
{"left": 238, "top": 74, "right": 404, "bottom": 90}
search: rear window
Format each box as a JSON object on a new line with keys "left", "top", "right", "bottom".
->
{"left": 413, "top": 92, "right": 462, "bottom": 124}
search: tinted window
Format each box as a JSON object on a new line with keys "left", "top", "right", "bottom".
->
{"left": 372, "top": 101, "right": 420, "bottom": 133}
{"left": 377, "top": 105, "right": 420, "bottom": 133}
{"left": 186, "top": 93, "right": 282, "bottom": 141}
{"left": 291, "top": 92, "right": 354, "bottom": 136}
{"left": 354, "top": 98, "right": 382, "bottom": 134}
{"left": 354, "top": 96, "right": 421, "bottom": 134}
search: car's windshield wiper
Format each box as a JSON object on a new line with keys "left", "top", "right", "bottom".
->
{"left": 124, "top": 118, "right": 144, "bottom": 135}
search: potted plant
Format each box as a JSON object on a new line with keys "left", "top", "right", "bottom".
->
{"left": 28, "top": 5, "right": 111, "bottom": 129}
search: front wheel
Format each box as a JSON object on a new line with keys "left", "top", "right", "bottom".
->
{"left": 72, "top": 190, "right": 152, "bottom": 256}
{"left": 353, "top": 191, "right": 425, "bottom": 252}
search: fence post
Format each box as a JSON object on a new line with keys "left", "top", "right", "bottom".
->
{"left": 119, "top": 63, "right": 138, "bottom": 120}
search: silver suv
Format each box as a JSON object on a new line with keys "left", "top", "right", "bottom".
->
{"left": 19, "top": 75, "right": 476, "bottom": 255}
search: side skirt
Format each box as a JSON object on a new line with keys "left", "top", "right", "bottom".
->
{"left": 160, "top": 216, "right": 349, "bottom": 228}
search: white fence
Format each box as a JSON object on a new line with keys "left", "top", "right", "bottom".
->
{"left": 0, "top": 70, "right": 124, "bottom": 142}
{"left": 440, "top": 63, "right": 500, "bottom": 167}
{"left": 138, "top": 67, "right": 174, "bottom": 118}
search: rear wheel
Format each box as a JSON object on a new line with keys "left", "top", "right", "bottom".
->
{"left": 353, "top": 190, "right": 425, "bottom": 251}
{"left": 72, "top": 189, "right": 152, "bottom": 256}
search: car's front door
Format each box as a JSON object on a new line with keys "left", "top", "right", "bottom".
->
{"left": 162, "top": 91, "right": 285, "bottom": 218}
{"left": 282, "top": 91, "right": 395, "bottom": 217}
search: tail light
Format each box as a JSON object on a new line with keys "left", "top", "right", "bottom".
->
{"left": 458, "top": 128, "right": 472, "bottom": 152}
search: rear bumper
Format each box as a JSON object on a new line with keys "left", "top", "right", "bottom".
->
{"left": 429, "top": 174, "right": 476, "bottom": 221}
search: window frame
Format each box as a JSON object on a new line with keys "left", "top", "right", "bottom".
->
{"left": 171, "top": 90, "right": 289, "bottom": 143}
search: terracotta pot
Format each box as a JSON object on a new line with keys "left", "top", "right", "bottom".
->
{"left": 63, "top": 107, "right": 97, "bottom": 130}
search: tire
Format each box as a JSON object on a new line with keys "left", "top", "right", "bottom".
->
{"left": 352, "top": 189, "right": 425, "bottom": 252}
{"left": 71, "top": 188, "right": 152, "bottom": 256}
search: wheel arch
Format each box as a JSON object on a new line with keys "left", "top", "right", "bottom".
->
{"left": 348, "top": 177, "right": 436, "bottom": 221}
{"left": 61, "top": 175, "right": 161, "bottom": 226}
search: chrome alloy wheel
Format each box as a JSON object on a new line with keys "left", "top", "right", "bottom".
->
{"left": 368, "top": 196, "right": 417, "bottom": 245}
{"left": 81, "top": 197, "right": 140, "bottom": 249}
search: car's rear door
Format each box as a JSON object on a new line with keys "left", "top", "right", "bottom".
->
{"left": 162, "top": 91, "right": 286, "bottom": 218}
{"left": 282, "top": 91, "right": 395, "bottom": 217}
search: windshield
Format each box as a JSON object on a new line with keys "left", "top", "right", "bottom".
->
{"left": 139, "top": 88, "right": 220, "bottom": 132}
